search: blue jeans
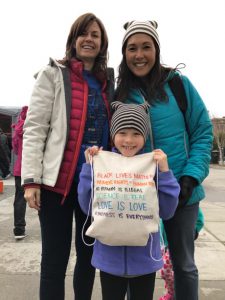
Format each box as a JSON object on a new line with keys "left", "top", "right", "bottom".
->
{"left": 163, "top": 202, "right": 199, "bottom": 300}
{"left": 38, "top": 183, "right": 95, "bottom": 300}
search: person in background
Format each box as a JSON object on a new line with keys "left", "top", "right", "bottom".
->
{"left": 115, "top": 20, "right": 213, "bottom": 300}
{"left": 21, "top": 13, "right": 111, "bottom": 300}
{"left": 0, "top": 127, "right": 11, "bottom": 179}
{"left": 78, "top": 102, "right": 180, "bottom": 300}
{"left": 159, "top": 207, "right": 204, "bottom": 300}
{"left": 12, "top": 106, "right": 28, "bottom": 240}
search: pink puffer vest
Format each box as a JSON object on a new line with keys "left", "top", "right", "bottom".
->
{"left": 43, "top": 60, "right": 109, "bottom": 201}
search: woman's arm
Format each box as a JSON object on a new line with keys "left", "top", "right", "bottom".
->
{"left": 22, "top": 66, "right": 55, "bottom": 185}
{"left": 181, "top": 75, "right": 213, "bottom": 183}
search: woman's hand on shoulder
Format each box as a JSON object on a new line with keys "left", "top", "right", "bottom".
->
{"left": 84, "top": 146, "right": 102, "bottom": 163}
{"left": 153, "top": 149, "right": 169, "bottom": 172}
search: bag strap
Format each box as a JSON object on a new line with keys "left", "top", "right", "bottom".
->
{"left": 168, "top": 75, "right": 189, "bottom": 134}
{"left": 81, "top": 155, "right": 95, "bottom": 247}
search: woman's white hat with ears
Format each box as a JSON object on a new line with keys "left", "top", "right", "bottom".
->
{"left": 122, "top": 20, "right": 160, "bottom": 49}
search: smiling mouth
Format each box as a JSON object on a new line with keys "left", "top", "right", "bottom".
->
{"left": 134, "top": 63, "right": 146, "bottom": 67}
{"left": 122, "top": 146, "right": 136, "bottom": 150}
{"left": 82, "top": 45, "right": 94, "bottom": 50}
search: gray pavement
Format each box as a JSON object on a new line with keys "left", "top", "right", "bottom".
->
{"left": 0, "top": 165, "right": 225, "bottom": 299}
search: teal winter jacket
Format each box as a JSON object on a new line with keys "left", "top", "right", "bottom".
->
{"left": 125, "top": 74, "right": 213, "bottom": 205}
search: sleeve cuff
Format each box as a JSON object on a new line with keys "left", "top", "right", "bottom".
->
{"left": 24, "top": 183, "right": 41, "bottom": 190}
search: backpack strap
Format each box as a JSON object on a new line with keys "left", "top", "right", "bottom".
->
{"left": 106, "top": 68, "right": 115, "bottom": 103}
{"left": 168, "top": 75, "right": 189, "bottom": 134}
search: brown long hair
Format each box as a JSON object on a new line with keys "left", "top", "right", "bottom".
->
{"left": 116, "top": 38, "right": 174, "bottom": 105}
{"left": 59, "top": 13, "right": 108, "bottom": 75}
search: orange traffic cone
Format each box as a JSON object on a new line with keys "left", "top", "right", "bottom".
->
{"left": 0, "top": 180, "right": 3, "bottom": 193}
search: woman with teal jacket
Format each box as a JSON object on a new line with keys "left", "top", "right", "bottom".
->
{"left": 115, "top": 20, "right": 213, "bottom": 300}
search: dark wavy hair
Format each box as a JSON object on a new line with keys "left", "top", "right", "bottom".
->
{"left": 115, "top": 38, "right": 175, "bottom": 105}
{"left": 59, "top": 13, "right": 108, "bottom": 75}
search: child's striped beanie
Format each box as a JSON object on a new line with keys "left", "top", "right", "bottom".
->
{"left": 110, "top": 101, "right": 150, "bottom": 142}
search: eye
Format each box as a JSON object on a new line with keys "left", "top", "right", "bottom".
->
{"left": 92, "top": 33, "right": 100, "bottom": 38}
{"left": 80, "top": 31, "right": 87, "bottom": 37}
{"left": 118, "top": 130, "right": 126, "bottom": 135}
{"left": 127, "top": 47, "right": 136, "bottom": 52}
{"left": 143, "top": 43, "right": 155, "bottom": 50}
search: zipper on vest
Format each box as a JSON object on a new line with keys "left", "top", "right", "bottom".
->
{"left": 61, "top": 82, "right": 89, "bottom": 205}
{"left": 139, "top": 92, "right": 154, "bottom": 150}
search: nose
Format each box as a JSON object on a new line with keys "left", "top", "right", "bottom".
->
{"left": 84, "top": 33, "right": 93, "bottom": 41}
{"left": 124, "top": 134, "right": 132, "bottom": 143}
{"left": 135, "top": 49, "right": 144, "bottom": 59}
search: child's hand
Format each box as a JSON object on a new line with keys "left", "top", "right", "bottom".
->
{"left": 84, "top": 146, "right": 102, "bottom": 163}
{"left": 153, "top": 149, "right": 169, "bottom": 172}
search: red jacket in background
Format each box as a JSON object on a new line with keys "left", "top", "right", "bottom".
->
{"left": 12, "top": 106, "right": 28, "bottom": 176}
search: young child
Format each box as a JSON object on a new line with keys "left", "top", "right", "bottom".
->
{"left": 78, "top": 102, "right": 180, "bottom": 300}
{"left": 159, "top": 207, "right": 204, "bottom": 300}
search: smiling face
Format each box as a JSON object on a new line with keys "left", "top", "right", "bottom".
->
{"left": 114, "top": 128, "right": 145, "bottom": 157}
{"left": 125, "top": 33, "right": 156, "bottom": 77}
{"left": 75, "top": 21, "right": 102, "bottom": 70}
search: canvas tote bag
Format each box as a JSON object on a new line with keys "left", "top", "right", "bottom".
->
{"left": 86, "top": 151, "right": 159, "bottom": 246}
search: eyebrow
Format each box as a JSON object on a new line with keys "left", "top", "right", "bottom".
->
{"left": 85, "top": 29, "right": 100, "bottom": 33}
{"left": 128, "top": 41, "right": 153, "bottom": 46}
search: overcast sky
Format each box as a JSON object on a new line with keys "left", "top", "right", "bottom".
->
{"left": 1, "top": 0, "right": 225, "bottom": 117}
